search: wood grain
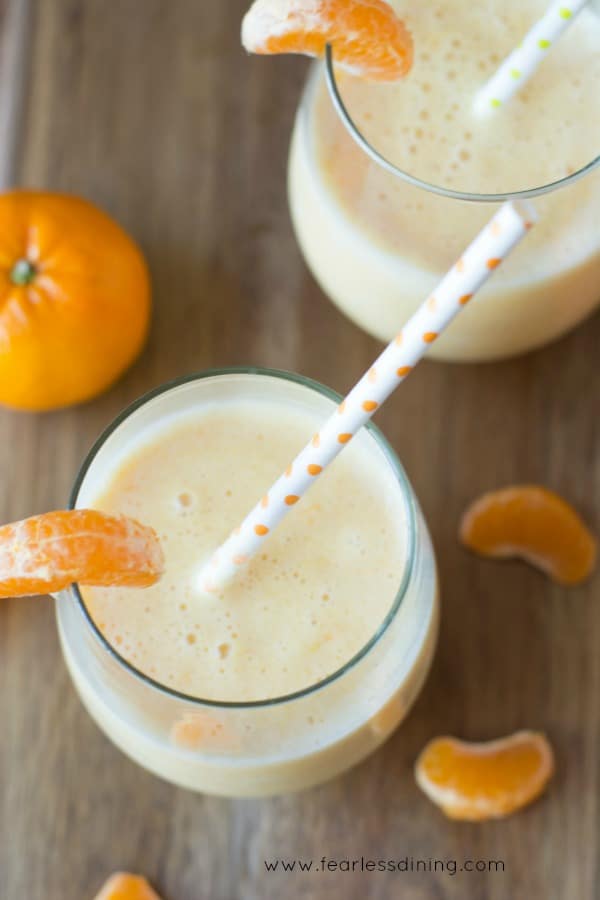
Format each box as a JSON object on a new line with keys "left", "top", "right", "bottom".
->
{"left": 0, "top": 0, "right": 33, "bottom": 187}
{"left": 0, "top": 2, "right": 599, "bottom": 898}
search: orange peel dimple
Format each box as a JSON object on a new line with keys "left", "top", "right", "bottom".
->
{"left": 460, "top": 485, "right": 597, "bottom": 586}
{"left": 0, "top": 509, "right": 164, "bottom": 598}
{"left": 415, "top": 731, "right": 555, "bottom": 822}
{"left": 242, "top": 0, "right": 413, "bottom": 82}
{"left": 93, "top": 872, "right": 163, "bottom": 900}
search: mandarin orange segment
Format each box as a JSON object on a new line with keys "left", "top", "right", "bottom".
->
{"left": 415, "top": 731, "right": 554, "bottom": 822}
{"left": 242, "top": 0, "right": 413, "bottom": 82}
{"left": 93, "top": 872, "right": 163, "bottom": 900}
{"left": 460, "top": 485, "right": 597, "bottom": 586}
{"left": 170, "top": 711, "right": 239, "bottom": 752}
{"left": 0, "top": 509, "right": 164, "bottom": 598}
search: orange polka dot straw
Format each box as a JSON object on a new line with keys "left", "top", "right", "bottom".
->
{"left": 200, "top": 201, "right": 536, "bottom": 593}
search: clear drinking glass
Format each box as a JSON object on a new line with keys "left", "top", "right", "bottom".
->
{"left": 56, "top": 369, "right": 438, "bottom": 797}
{"left": 288, "top": 5, "right": 600, "bottom": 362}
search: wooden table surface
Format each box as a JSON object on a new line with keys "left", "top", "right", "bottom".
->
{"left": 1, "top": 2, "right": 599, "bottom": 898}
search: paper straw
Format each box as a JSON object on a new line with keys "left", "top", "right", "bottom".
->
{"left": 474, "top": 0, "right": 588, "bottom": 115}
{"left": 200, "top": 200, "right": 537, "bottom": 593}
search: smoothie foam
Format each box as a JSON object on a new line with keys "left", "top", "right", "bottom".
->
{"left": 82, "top": 398, "right": 407, "bottom": 702}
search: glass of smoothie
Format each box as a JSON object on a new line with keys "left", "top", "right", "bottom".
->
{"left": 56, "top": 369, "right": 438, "bottom": 796}
{"left": 288, "top": 0, "right": 600, "bottom": 361}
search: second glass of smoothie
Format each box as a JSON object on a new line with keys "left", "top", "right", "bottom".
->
{"left": 288, "top": 0, "right": 600, "bottom": 361}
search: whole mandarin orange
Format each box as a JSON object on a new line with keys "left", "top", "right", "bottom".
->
{"left": 0, "top": 190, "right": 150, "bottom": 411}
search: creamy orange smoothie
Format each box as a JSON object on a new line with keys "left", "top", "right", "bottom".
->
{"left": 289, "top": 0, "right": 600, "bottom": 360}
{"left": 56, "top": 371, "right": 438, "bottom": 795}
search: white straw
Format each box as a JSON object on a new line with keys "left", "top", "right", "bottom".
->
{"left": 474, "top": 0, "right": 588, "bottom": 115}
{"left": 200, "top": 200, "right": 537, "bottom": 593}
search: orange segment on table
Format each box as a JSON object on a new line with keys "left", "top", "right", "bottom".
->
{"left": 415, "top": 731, "right": 555, "bottom": 822}
{"left": 93, "top": 872, "right": 163, "bottom": 900}
{"left": 242, "top": 0, "right": 413, "bottom": 81}
{"left": 460, "top": 485, "right": 597, "bottom": 585}
{"left": 0, "top": 510, "right": 164, "bottom": 598}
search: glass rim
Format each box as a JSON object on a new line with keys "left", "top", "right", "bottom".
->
{"left": 68, "top": 366, "right": 418, "bottom": 710}
{"left": 324, "top": 44, "right": 600, "bottom": 203}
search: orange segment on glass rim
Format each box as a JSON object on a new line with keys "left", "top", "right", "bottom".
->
{"left": 460, "top": 485, "right": 597, "bottom": 586}
{"left": 415, "top": 731, "right": 555, "bottom": 822}
{"left": 0, "top": 509, "right": 164, "bottom": 598}
{"left": 93, "top": 872, "right": 163, "bottom": 900}
{"left": 242, "top": 0, "right": 413, "bottom": 82}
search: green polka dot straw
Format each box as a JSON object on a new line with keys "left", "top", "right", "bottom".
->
{"left": 475, "top": 0, "right": 588, "bottom": 114}
{"left": 199, "top": 202, "right": 537, "bottom": 594}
